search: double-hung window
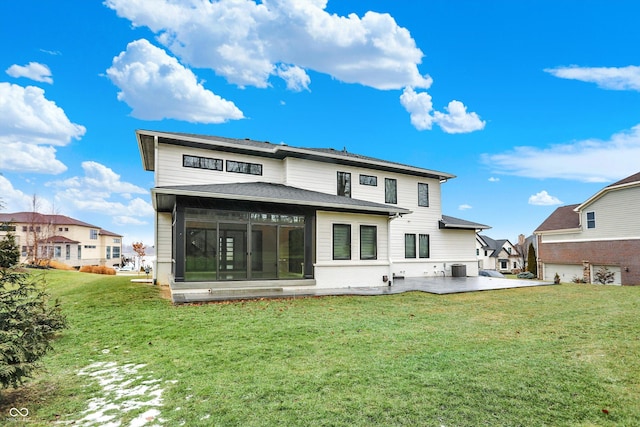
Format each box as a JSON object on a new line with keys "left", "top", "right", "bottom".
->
{"left": 418, "top": 183, "right": 429, "bottom": 207}
{"left": 360, "top": 225, "right": 377, "bottom": 260}
{"left": 337, "top": 172, "right": 351, "bottom": 197}
{"left": 385, "top": 178, "right": 397, "bottom": 204}
{"left": 405, "top": 234, "right": 416, "bottom": 258}
{"left": 333, "top": 224, "right": 351, "bottom": 260}
{"left": 586, "top": 212, "right": 596, "bottom": 229}
{"left": 419, "top": 234, "right": 430, "bottom": 258}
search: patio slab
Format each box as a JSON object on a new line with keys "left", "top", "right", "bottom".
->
{"left": 170, "top": 276, "right": 555, "bottom": 303}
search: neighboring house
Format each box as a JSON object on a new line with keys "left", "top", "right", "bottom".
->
{"left": 534, "top": 171, "right": 640, "bottom": 285}
{"left": 0, "top": 212, "right": 123, "bottom": 268}
{"left": 476, "top": 234, "right": 522, "bottom": 273}
{"left": 136, "top": 130, "right": 489, "bottom": 300}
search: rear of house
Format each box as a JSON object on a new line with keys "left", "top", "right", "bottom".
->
{"left": 137, "top": 130, "right": 489, "bottom": 301}
{"left": 534, "top": 172, "right": 640, "bottom": 285}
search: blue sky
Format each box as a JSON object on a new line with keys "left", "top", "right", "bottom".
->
{"left": 2, "top": 1, "right": 640, "bottom": 247}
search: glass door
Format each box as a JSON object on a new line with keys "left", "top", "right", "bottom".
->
{"left": 251, "top": 224, "right": 278, "bottom": 279}
{"left": 278, "top": 226, "right": 304, "bottom": 278}
{"left": 218, "top": 223, "right": 248, "bottom": 280}
{"left": 185, "top": 226, "right": 217, "bottom": 281}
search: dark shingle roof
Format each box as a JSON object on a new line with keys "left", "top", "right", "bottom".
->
{"left": 605, "top": 171, "right": 640, "bottom": 188}
{"left": 534, "top": 204, "right": 580, "bottom": 232}
{"left": 153, "top": 182, "right": 411, "bottom": 215}
{"left": 138, "top": 130, "right": 455, "bottom": 181}
{"left": 439, "top": 215, "right": 490, "bottom": 230}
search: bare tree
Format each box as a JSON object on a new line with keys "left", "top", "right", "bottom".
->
{"left": 132, "top": 241, "right": 146, "bottom": 273}
{"left": 25, "top": 195, "right": 57, "bottom": 266}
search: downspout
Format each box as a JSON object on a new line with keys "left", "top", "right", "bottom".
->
{"left": 387, "top": 213, "right": 401, "bottom": 286}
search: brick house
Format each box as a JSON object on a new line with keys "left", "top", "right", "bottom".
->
{"left": 534, "top": 172, "right": 640, "bottom": 285}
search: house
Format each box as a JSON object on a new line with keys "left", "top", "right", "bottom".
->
{"left": 476, "top": 234, "right": 522, "bottom": 273}
{"left": 534, "top": 171, "right": 640, "bottom": 285}
{"left": 136, "top": 130, "right": 490, "bottom": 301}
{"left": 0, "top": 212, "right": 123, "bottom": 268}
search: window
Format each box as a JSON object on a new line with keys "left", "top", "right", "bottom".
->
{"left": 84, "top": 245, "right": 96, "bottom": 249}
{"left": 419, "top": 234, "right": 430, "bottom": 258}
{"left": 22, "top": 246, "right": 27, "bottom": 256}
{"left": 337, "top": 172, "right": 351, "bottom": 197}
{"left": 586, "top": 211, "right": 596, "bottom": 229}
{"left": 418, "top": 183, "right": 429, "bottom": 207}
{"left": 65, "top": 227, "right": 69, "bottom": 231}
{"left": 54, "top": 246, "right": 61, "bottom": 258}
{"left": 90, "top": 229, "right": 98, "bottom": 240}
{"left": 359, "top": 174, "right": 377, "bottom": 186}
{"left": 65, "top": 245, "right": 70, "bottom": 260}
{"left": 58, "top": 227, "right": 63, "bottom": 232}
{"left": 500, "top": 260, "right": 508, "bottom": 269}
{"left": 106, "top": 246, "right": 111, "bottom": 259}
{"left": 405, "top": 234, "right": 416, "bottom": 258}
{"left": 0, "top": 224, "right": 16, "bottom": 231}
{"left": 226, "top": 160, "right": 262, "bottom": 175}
{"left": 112, "top": 246, "right": 120, "bottom": 259}
{"left": 183, "top": 154, "right": 223, "bottom": 171}
{"left": 113, "top": 238, "right": 121, "bottom": 243}
{"left": 360, "top": 226, "right": 377, "bottom": 260}
{"left": 385, "top": 178, "right": 397, "bottom": 204}
{"left": 22, "top": 226, "right": 27, "bottom": 232}
{"left": 78, "top": 245, "right": 82, "bottom": 260}
{"left": 333, "top": 224, "right": 351, "bottom": 260}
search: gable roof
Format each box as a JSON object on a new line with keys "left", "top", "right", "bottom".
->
{"left": 478, "top": 235, "right": 517, "bottom": 257}
{"left": 153, "top": 182, "right": 412, "bottom": 216}
{"left": 439, "top": 215, "right": 490, "bottom": 230}
{"left": 0, "top": 212, "right": 122, "bottom": 237}
{"left": 577, "top": 170, "right": 640, "bottom": 211}
{"left": 137, "top": 129, "right": 456, "bottom": 182}
{"left": 534, "top": 204, "right": 580, "bottom": 233}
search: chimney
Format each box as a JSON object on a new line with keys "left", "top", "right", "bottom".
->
{"left": 518, "top": 234, "right": 525, "bottom": 246}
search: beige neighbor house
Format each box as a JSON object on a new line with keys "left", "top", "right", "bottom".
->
{"left": 136, "top": 130, "right": 490, "bottom": 302}
{"left": 534, "top": 171, "right": 640, "bottom": 285}
{"left": 0, "top": 212, "right": 123, "bottom": 268}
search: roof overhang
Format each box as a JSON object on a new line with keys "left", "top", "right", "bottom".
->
{"left": 152, "top": 182, "right": 412, "bottom": 216}
{"left": 439, "top": 215, "right": 491, "bottom": 231}
{"left": 136, "top": 129, "right": 455, "bottom": 181}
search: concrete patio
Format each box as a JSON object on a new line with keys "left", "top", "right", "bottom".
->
{"left": 170, "top": 276, "right": 555, "bottom": 303}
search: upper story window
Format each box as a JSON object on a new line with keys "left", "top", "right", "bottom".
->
{"left": 90, "top": 229, "right": 98, "bottom": 240}
{"left": 0, "top": 224, "right": 16, "bottom": 232}
{"left": 359, "top": 174, "right": 377, "bottom": 186}
{"left": 226, "top": 160, "right": 262, "bottom": 175}
{"left": 337, "top": 172, "right": 351, "bottom": 197}
{"left": 586, "top": 211, "right": 596, "bottom": 229}
{"left": 418, "top": 183, "right": 429, "bottom": 207}
{"left": 385, "top": 178, "right": 397, "bottom": 204}
{"left": 113, "top": 238, "right": 121, "bottom": 244}
{"left": 183, "top": 154, "right": 223, "bottom": 171}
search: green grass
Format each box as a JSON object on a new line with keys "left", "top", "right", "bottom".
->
{"left": 2, "top": 270, "right": 640, "bottom": 426}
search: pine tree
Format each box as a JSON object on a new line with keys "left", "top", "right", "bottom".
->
{"left": 526, "top": 242, "right": 537, "bottom": 276}
{"left": 0, "top": 225, "right": 20, "bottom": 269}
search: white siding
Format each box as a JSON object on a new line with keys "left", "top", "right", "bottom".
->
{"left": 315, "top": 211, "right": 390, "bottom": 287}
{"left": 580, "top": 186, "right": 640, "bottom": 240}
{"left": 155, "top": 212, "right": 172, "bottom": 286}
{"left": 542, "top": 263, "right": 583, "bottom": 283}
{"left": 156, "top": 144, "right": 284, "bottom": 187}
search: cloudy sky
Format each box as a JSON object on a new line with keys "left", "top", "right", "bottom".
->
{"left": 2, "top": 0, "right": 639, "bottom": 245}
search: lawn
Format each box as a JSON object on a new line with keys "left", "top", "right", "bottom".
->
{"left": 1, "top": 270, "right": 639, "bottom": 426}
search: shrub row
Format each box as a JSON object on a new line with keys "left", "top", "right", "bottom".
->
{"left": 79, "top": 265, "right": 116, "bottom": 275}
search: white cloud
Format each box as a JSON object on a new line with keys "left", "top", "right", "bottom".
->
{"left": 0, "top": 83, "right": 85, "bottom": 174}
{"left": 6, "top": 62, "right": 53, "bottom": 84}
{"left": 113, "top": 215, "right": 149, "bottom": 226}
{"left": 529, "top": 191, "right": 563, "bottom": 206}
{"left": 400, "top": 89, "right": 485, "bottom": 134}
{"left": 488, "top": 177, "right": 500, "bottom": 182}
{"left": 105, "top": 0, "right": 432, "bottom": 91}
{"left": 399, "top": 87, "right": 434, "bottom": 130}
{"left": 0, "top": 175, "right": 36, "bottom": 212}
{"left": 483, "top": 124, "right": 640, "bottom": 183}
{"left": 47, "top": 161, "right": 153, "bottom": 221}
{"left": 276, "top": 64, "right": 311, "bottom": 91}
{"left": 458, "top": 204, "right": 472, "bottom": 210}
{"left": 106, "top": 39, "right": 244, "bottom": 123}
{"left": 545, "top": 65, "right": 640, "bottom": 91}
{"left": 433, "top": 100, "right": 486, "bottom": 134}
